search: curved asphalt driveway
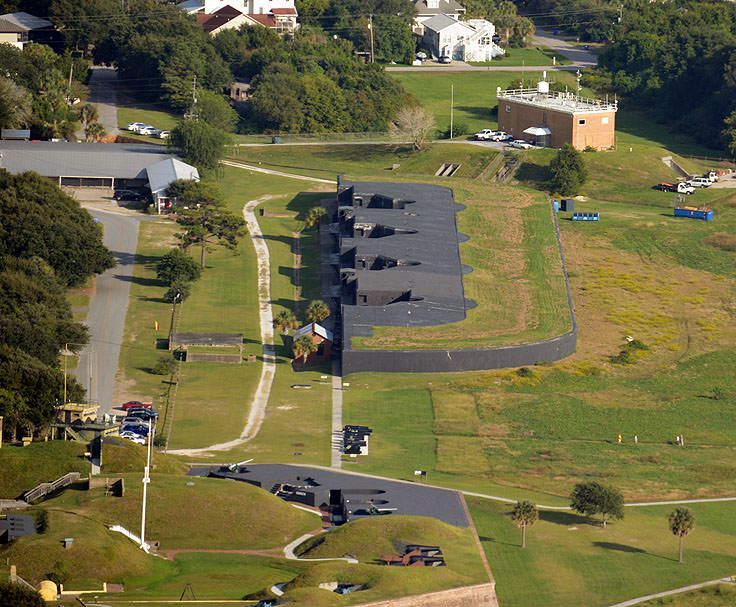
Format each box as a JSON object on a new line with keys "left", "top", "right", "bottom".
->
{"left": 86, "top": 66, "right": 120, "bottom": 136}
{"left": 73, "top": 207, "right": 147, "bottom": 415}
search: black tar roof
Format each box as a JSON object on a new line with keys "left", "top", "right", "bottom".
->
{"left": 338, "top": 178, "right": 474, "bottom": 346}
{"left": 188, "top": 464, "right": 469, "bottom": 527}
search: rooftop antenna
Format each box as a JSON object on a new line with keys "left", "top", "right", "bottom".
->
{"left": 576, "top": 70, "right": 581, "bottom": 102}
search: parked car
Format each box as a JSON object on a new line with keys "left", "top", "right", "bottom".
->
{"left": 490, "top": 131, "right": 512, "bottom": 141}
{"left": 122, "top": 423, "right": 150, "bottom": 436}
{"left": 121, "top": 401, "right": 152, "bottom": 411}
{"left": 687, "top": 177, "right": 711, "bottom": 188}
{"left": 706, "top": 171, "right": 718, "bottom": 183}
{"left": 158, "top": 130, "right": 170, "bottom": 139}
{"left": 656, "top": 182, "right": 695, "bottom": 194}
{"left": 119, "top": 431, "right": 146, "bottom": 444}
{"left": 509, "top": 139, "right": 534, "bottom": 149}
{"left": 474, "top": 129, "right": 496, "bottom": 141}
{"left": 126, "top": 122, "right": 145, "bottom": 132}
{"left": 439, "top": 55, "right": 452, "bottom": 64}
{"left": 128, "top": 408, "right": 159, "bottom": 421}
{"left": 137, "top": 125, "right": 157, "bottom": 135}
{"left": 114, "top": 189, "right": 143, "bottom": 201}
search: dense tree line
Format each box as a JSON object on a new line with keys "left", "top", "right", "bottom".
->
{"left": 518, "top": 0, "right": 619, "bottom": 42}
{"left": 0, "top": 171, "right": 113, "bottom": 440}
{"left": 462, "top": 0, "right": 534, "bottom": 47}
{"left": 587, "top": 0, "right": 736, "bottom": 152}
{"left": 217, "top": 26, "right": 413, "bottom": 132}
{"left": 0, "top": 43, "right": 89, "bottom": 138}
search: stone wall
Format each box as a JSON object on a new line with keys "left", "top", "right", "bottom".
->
{"left": 352, "top": 583, "right": 498, "bottom": 607}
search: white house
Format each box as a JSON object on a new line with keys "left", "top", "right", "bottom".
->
{"left": 0, "top": 12, "right": 53, "bottom": 49}
{"left": 412, "top": 0, "right": 465, "bottom": 35}
{"left": 145, "top": 158, "right": 200, "bottom": 214}
{"left": 178, "top": 0, "right": 297, "bottom": 33}
{"left": 422, "top": 14, "right": 504, "bottom": 62}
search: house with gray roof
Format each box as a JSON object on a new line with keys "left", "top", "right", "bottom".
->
{"left": 413, "top": 0, "right": 465, "bottom": 34}
{"left": 422, "top": 14, "right": 504, "bottom": 61}
{"left": 0, "top": 141, "right": 198, "bottom": 213}
{"left": 0, "top": 11, "right": 54, "bottom": 49}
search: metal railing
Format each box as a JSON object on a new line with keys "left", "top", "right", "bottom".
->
{"left": 498, "top": 88, "right": 618, "bottom": 112}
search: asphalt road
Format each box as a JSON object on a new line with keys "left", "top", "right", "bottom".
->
{"left": 531, "top": 27, "right": 598, "bottom": 67}
{"left": 72, "top": 207, "right": 146, "bottom": 415}
{"left": 86, "top": 66, "right": 120, "bottom": 136}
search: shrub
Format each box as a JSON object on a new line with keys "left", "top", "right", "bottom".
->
{"left": 152, "top": 356, "right": 176, "bottom": 376}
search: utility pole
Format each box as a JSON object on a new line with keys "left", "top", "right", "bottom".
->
{"left": 450, "top": 83, "right": 454, "bottom": 139}
{"left": 140, "top": 419, "right": 153, "bottom": 549}
{"left": 168, "top": 293, "right": 180, "bottom": 346}
{"left": 192, "top": 75, "right": 197, "bottom": 106}
{"left": 67, "top": 62, "right": 74, "bottom": 103}
{"left": 368, "top": 14, "right": 374, "bottom": 63}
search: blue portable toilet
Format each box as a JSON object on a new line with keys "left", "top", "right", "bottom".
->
{"left": 553, "top": 199, "right": 559, "bottom": 213}
{"left": 554, "top": 29, "right": 559, "bottom": 35}
{"left": 584, "top": 44, "right": 589, "bottom": 50}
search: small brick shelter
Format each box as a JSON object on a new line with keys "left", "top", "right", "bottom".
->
{"left": 294, "top": 322, "right": 333, "bottom": 363}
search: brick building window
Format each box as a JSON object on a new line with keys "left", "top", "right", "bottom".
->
{"left": 505, "top": 105, "right": 511, "bottom": 112}
{"left": 578, "top": 119, "right": 586, "bottom": 125}
{"left": 601, "top": 117, "right": 609, "bottom": 124}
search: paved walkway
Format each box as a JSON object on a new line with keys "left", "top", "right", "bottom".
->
{"left": 167, "top": 197, "right": 277, "bottom": 456}
{"left": 609, "top": 577, "right": 734, "bottom": 607}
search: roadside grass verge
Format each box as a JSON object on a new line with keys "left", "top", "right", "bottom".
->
{"left": 638, "top": 584, "right": 736, "bottom": 606}
{"left": 469, "top": 497, "right": 736, "bottom": 607}
{"left": 0, "top": 441, "right": 91, "bottom": 498}
{"left": 468, "top": 45, "right": 573, "bottom": 66}
{"left": 351, "top": 181, "right": 571, "bottom": 349}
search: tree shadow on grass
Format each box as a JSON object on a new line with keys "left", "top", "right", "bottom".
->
{"left": 592, "top": 542, "right": 645, "bottom": 553}
{"left": 593, "top": 542, "right": 674, "bottom": 561}
{"left": 539, "top": 510, "right": 588, "bottom": 526}
{"left": 286, "top": 192, "right": 332, "bottom": 220}
{"left": 514, "top": 161, "right": 550, "bottom": 187}
{"left": 478, "top": 536, "right": 519, "bottom": 548}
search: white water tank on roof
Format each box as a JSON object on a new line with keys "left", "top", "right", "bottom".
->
{"left": 537, "top": 80, "right": 549, "bottom": 94}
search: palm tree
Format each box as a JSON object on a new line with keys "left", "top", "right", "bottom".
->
{"left": 511, "top": 500, "right": 538, "bottom": 548}
{"left": 304, "top": 206, "right": 326, "bottom": 229}
{"left": 273, "top": 309, "right": 298, "bottom": 335}
{"left": 293, "top": 335, "right": 317, "bottom": 363}
{"left": 668, "top": 508, "right": 695, "bottom": 563}
{"left": 306, "top": 299, "right": 330, "bottom": 323}
{"left": 85, "top": 121, "right": 106, "bottom": 142}
{"left": 77, "top": 103, "right": 98, "bottom": 129}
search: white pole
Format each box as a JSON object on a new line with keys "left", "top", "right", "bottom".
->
{"left": 140, "top": 420, "right": 152, "bottom": 549}
{"left": 450, "top": 84, "right": 454, "bottom": 139}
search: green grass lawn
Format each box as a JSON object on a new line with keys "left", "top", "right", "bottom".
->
{"left": 226, "top": 142, "right": 501, "bottom": 181}
{"left": 469, "top": 497, "right": 736, "bottom": 607}
{"left": 392, "top": 70, "right": 584, "bottom": 134}
{"left": 274, "top": 516, "right": 489, "bottom": 605}
{"left": 117, "top": 106, "right": 179, "bottom": 133}
{"left": 468, "top": 45, "right": 573, "bottom": 66}
{"left": 0, "top": 441, "right": 91, "bottom": 498}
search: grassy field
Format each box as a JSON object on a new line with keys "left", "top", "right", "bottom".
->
{"left": 271, "top": 516, "right": 489, "bottom": 605}
{"left": 117, "top": 106, "right": 178, "bottom": 133}
{"left": 392, "top": 70, "right": 584, "bottom": 134}
{"left": 468, "top": 45, "right": 573, "bottom": 66}
{"left": 0, "top": 441, "right": 91, "bottom": 498}
{"left": 226, "top": 142, "right": 502, "bottom": 181}
{"left": 470, "top": 497, "right": 736, "bottom": 607}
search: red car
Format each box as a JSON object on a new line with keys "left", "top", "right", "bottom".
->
{"left": 121, "top": 401, "right": 152, "bottom": 411}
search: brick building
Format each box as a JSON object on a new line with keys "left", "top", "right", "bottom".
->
{"left": 497, "top": 80, "right": 617, "bottom": 150}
